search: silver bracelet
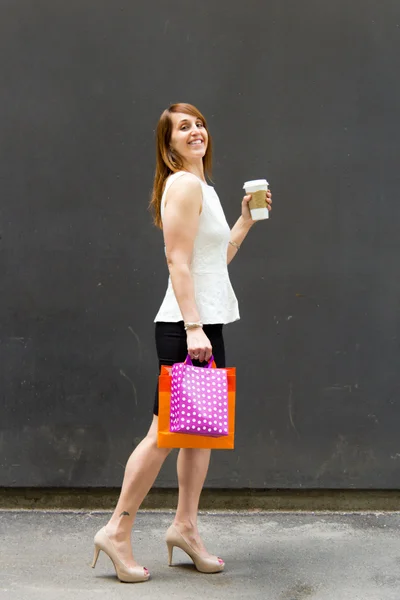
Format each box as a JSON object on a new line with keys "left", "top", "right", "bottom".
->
{"left": 229, "top": 240, "right": 241, "bottom": 251}
{"left": 184, "top": 321, "right": 203, "bottom": 331}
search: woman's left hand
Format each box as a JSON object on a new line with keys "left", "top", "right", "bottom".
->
{"left": 241, "top": 189, "right": 272, "bottom": 224}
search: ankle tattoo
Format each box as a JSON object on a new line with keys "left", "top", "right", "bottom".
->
{"left": 119, "top": 511, "right": 130, "bottom": 517}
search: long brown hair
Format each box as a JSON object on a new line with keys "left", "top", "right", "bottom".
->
{"left": 149, "top": 103, "right": 213, "bottom": 228}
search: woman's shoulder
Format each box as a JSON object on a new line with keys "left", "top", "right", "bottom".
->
{"left": 167, "top": 170, "right": 202, "bottom": 184}
{"left": 162, "top": 172, "right": 203, "bottom": 215}
{"left": 164, "top": 171, "right": 203, "bottom": 196}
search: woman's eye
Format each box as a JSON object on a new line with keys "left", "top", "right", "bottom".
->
{"left": 180, "top": 122, "right": 203, "bottom": 130}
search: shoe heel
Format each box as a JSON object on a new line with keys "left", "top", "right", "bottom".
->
{"left": 167, "top": 542, "right": 174, "bottom": 566}
{"left": 91, "top": 545, "right": 101, "bottom": 568}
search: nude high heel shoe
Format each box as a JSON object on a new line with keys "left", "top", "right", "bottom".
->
{"left": 91, "top": 527, "right": 150, "bottom": 583}
{"left": 165, "top": 524, "right": 225, "bottom": 573}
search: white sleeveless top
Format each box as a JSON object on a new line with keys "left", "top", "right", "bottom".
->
{"left": 154, "top": 171, "right": 240, "bottom": 324}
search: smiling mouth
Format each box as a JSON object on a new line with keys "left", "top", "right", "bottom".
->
{"left": 188, "top": 139, "right": 204, "bottom": 146}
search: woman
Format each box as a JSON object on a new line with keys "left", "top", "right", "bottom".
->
{"left": 91, "top": 103, "right": 272, "bottom": 582}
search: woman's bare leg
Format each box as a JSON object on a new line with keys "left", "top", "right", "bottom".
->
{"left": 104, "top": 415, "right": 171, "bottom": 568}
{"left": 173, "top": 448, "right": 223, "bottom": 561}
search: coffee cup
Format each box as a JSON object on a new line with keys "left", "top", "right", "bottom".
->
{"left": 243, "top": 179, "right": 269, "bottom": 220}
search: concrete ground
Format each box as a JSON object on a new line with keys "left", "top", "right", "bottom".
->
{"left": 1, "top": 511, "right": 400, "bottom": 600}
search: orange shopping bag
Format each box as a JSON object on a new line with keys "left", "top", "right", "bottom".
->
{"left": 157, "top": 362, "right": 236, "bottom": 449}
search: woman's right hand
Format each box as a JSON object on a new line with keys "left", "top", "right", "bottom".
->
{"left": 186, "top": 328, "right": 213, "bottom": 363}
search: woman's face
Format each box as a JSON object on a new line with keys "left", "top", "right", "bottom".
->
{"left": 169, "top": 112, "right": 208, "bottom": 165}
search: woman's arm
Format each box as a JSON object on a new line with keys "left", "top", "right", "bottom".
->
{"left": 227, "top": 216, "right": 254, "bottom": 265}
{"left": 227, "top": 191, "right": 272, "bottom": 265}
{"left": 162, "top": 175, "right": 212, "bottom": 362}
{"left": 163, "top": 175, "right": 202, "bottom": 322}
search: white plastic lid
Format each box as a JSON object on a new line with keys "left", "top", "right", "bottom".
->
{"left": 243, "top": 179, "right": 269, "bottom": 190}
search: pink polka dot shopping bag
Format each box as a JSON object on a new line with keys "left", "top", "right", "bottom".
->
{"left": 157, "top": 355, "right": 236, "bottom": 449}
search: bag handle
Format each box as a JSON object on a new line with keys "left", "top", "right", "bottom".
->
{"left": 184, "top": 354, "right": 215, "bottom": 368}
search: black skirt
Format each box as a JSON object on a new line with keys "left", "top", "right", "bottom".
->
{"left": 153, "top": 321, "right": 226, "bottom": 415}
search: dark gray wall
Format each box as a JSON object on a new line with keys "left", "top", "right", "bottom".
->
{"left": 1, "top": 0, "right": 400, "bottom": 489}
